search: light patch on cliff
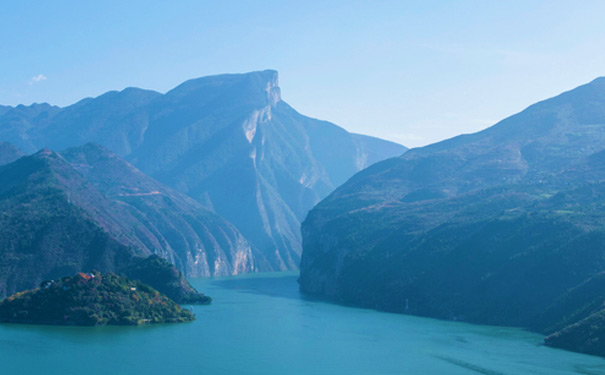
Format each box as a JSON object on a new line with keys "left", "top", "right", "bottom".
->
{"left": 243, "top": 106, "right": 272, "bottom": 143}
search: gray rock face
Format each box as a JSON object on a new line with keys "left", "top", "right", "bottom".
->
{"left": 0, "top": 70, "right": 406, "bottom": 271}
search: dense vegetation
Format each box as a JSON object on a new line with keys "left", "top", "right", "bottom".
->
{"left": 545, "top": 308, "right": 605, "bottom": 357}
{"left": 0, "top": 149, "right": 134, "bottom": 297}
{"left": 300, "top": 77, "right": 605, "bottom": 357}
{"left": 0, "top": 142, "right": 259, "bottom": 290}
{"left": 0, "top": 148, "right": 212, "bottom": 305}
{"left": 0, "top": 272, "right": 194, "bottom": 326}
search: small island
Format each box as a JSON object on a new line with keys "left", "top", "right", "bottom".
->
{"left": 0, "top": 272, "right": 195, "bottom": 326}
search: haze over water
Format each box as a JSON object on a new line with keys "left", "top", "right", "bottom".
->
{"left": 0, "top": 273, "right": 602, "bottom": 374}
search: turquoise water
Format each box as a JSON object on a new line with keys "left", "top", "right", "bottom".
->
{"left": 1, "top": 272, "right": 604, "bottom": 374}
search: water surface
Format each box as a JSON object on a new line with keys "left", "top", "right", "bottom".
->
{"left": 1, "top": 272, "right": 604, "bottom": 374}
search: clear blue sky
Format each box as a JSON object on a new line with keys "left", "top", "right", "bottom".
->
{"left": 2, "top": 1, "right": 605, "bottom": 147}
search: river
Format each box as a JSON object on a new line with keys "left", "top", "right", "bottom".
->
{"left": 0, "top": 272, "right": 604, "bottom": 374}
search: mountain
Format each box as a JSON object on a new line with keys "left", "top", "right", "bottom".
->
{"left": 544, "top": 307, "right": 605, "bottom": 357}
{"left": 0, "top": 148, "right": 133, "bottom": 297}
{"left": 124, "top": 254, "right": 211, "bottom": 304}
{"left": 0, "top": 103, "right": 62, "bottom": 153}
{"left": 539, "top": 271, "right": 605, "bottom": 356}
{"left": 0, "top": 144, "right": 261, "bottom": 298}
{"left": 59, "top": 142, "right": 265, "bottom": 276}
{"left": 0, "top": 105, "right": 10, "bottom": 117}
{"left": 0, "top": 70, "right": 407, "bottom": 270}
{"left": 0, "top": 142, "right": 24, "bottom": 165}
{"left": 299, "top": 77, "right": 605, "bottom": 355}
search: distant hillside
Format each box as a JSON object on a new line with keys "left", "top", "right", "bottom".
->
{"left": 0, "top": 145, "right": 261, "bottom": 299}
{"left": 0, "top": 142, "right": 24, "bottom": 165}
{"left": 0, "top": 70, "right": 406, "bottom": 270}
{"left": 0, "top": 148, "right": 133, "bottom": 297}
{"left": 60, "top": 143, "right": 266, "bottom": 277}
{"left": 299, "top": 77, "right": 605, "bottom": 356}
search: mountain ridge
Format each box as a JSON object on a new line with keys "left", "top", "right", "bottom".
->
{"left": 0, "top": 70, "right": 406, "bottom": 270}
{"left": 0, "top": 142, "right": 265, "bottom": 299}
{"left": 299, "top": 76, "right": 605, "bottom": 356}
{"left": 0, "top": 142, "right": 24, "bottom": 165}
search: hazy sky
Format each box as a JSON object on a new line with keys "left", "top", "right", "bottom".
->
{"left": 2, "top": 1, "right": 605, "bottom": 148}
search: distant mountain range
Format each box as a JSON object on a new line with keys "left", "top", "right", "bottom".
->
{"left": 0, "top": 142, "right": 24, "bottom": 165}
{"left": 0, "top": 270, "right": 197, "bottom": 326}
{"left": 299, "top": 77, "right": 605, "bottom": 356}
{"left": 0, "top": 70, "right": 406, "bottom": 270}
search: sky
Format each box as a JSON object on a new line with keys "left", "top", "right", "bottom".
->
{"left": 1, "top": 1, "right": 605, "bottom": 148}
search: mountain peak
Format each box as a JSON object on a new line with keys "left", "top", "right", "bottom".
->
{"left": 15, "top": 102, "right": 55, "bottom": 110}
{"left": 92, "top": 87, "right": 162, "bottom": 104}
{"left": 300, "top": 76, "right": 605, "bottom": 340}
{"left": 588, "top": 76, "right": 605, "bottom": 86}
{"left": 61, "top": 143, "right": 118, "bottom": 163}
{"left": 35, "top": 148, "right": 56, "bottom": 157}
{"left": 166, "top": 69, "right": 281, "bottom": 105}
{"left": 0, "top": 69, "right": 406, "bottom": 275}
{"left": 29, "top": 148, "right": 68, "bottom": 170}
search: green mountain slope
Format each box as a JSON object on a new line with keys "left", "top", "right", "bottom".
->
{"left": 299, "top": 77, "right": 605, "bottom": 356}
{"left": 0, "top": 146, "right": 242, "bottom": 301}
{"left": 60, "top": 143, "right": 266, "bottom": 277}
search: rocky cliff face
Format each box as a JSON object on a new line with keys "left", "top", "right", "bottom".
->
{"left": 299, "top": 77, "right": 605, "bottom": 355}
{"left": 0, "top": 70, "right": 406, "bottom": 271}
